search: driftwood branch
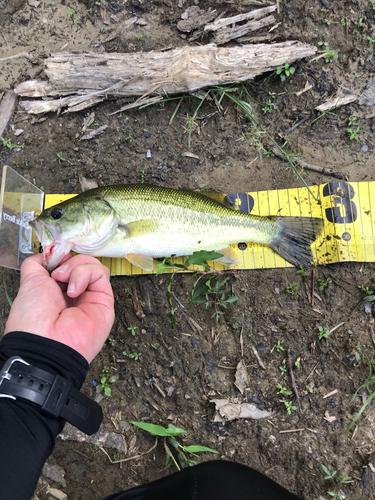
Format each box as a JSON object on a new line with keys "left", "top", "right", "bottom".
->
{"left": 14, "top": 42, "right": 316, "bottom": 115}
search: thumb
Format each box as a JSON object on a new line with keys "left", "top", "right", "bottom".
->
{"left": 20, "top": 253, "right": 49, "bottom": 285}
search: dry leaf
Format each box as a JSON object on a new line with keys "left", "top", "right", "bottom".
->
{"left": 210, "top": 399, "right": 271, "bottom": 421}
{"left": 79, "top": 174, "right": 98, "bottom": 192}
{"left": 234, "top": 359, "right": 248, "bottom": 395}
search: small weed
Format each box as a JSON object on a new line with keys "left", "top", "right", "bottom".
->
{"left": 286, "top": 283, "right": 299, "bottom": 295}
{"left": 151, "top": 344, "right": 158, "bottom": 350}
{"left": 363, "top": 269, "right": 370, "bottom": 275}
{"left": 1, "top": 137, "right": 15, "bottom": 149}
{"left": 56, "top": 151, "right": 67, "bottom": 164}
{"left": 125, "top": 133, "right": 133, "bottom": 141}
{"left": 276, "top": 63, "right": 295, "bottom": 82}
{"left": 323, "top": 18, "right": 331, "bottom": 25}
{"left": 127, "top": 325, "right": 137, "bottom": 336}
{"left": 346, "top": 360, "right": 375, "bottom": 434}
{"left": 358, "top": 17, "right": 364, "bottom": 27}
{"left": 283, "top": 400, "right": 297, "bottom": 415}
{"left": 341, "top": 18, "right": 347, "bottom": 26}
{"left": 321, "top": 464, "right": 352, "bottom": 499}
{"left": 318, "top": 41, "right": 338, "bottom": 63}
{"left": 131, "top": 422, "right": 217, "bottom": 471}
{"left": 295, "top": 357, "right": 301, "bottom": 369}
{"left": 96, "top": 366, "right": 116, "bottom": 396}
{"left": 296, "top": 265, "right": 306, "bottom": 276}
{"left": 317, "top": 326, "right": 330, "bottom": 340}
{"left": 347, "top": 116, "right": 359, "bottom": 140}
{"left": 275, "top": 340, "right": 284, "bottom": 353}
{"left": 135, "top": 34, "right": 143, "bottom": 40}
{"left": 108, "top": 338, "right": 115, "bottom": 346}
{"left": 67, "top": 7, "right": 73, "bottom": 17}
{"left": 262, "top": 93, "right": 275, "bottom": 113}
{"left": 317, "top": 277, "right": 332, "bottom": 291}
{"left": 123, "top": 351, "right": 141, "bottom": 360}
{"left": 358, "top": 285, "right": 374, "bottom": 295}
{"left": 277, "top": 384, "right": 291, "bottom": 395}
{"left": 264, "top": 149, "right": 274, "bottom": 157}
{"left": 279, "top": 365, "right": 287, "bottom": 375}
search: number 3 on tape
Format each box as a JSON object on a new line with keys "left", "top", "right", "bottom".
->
{"left": 323, "top": 182, "right": 357, "bottom": 224}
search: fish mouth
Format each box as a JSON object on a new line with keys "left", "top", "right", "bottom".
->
{"left": 29, "top": 218, "right": 66, "bottom": 271}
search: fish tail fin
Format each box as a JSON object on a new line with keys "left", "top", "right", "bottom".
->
{"left": 270, "top": 217, "right": 324, "bottom": 267}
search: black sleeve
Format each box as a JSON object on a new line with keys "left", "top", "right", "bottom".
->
{"left": 0, "top": 331, "right": 89, "bottom": 500}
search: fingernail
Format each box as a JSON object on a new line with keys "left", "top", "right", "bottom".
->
{"left": 67, "top": 282, "right": 76, "bottom": 295}
{"left": 53, "top": 263, "right": 69, "bottom": 274}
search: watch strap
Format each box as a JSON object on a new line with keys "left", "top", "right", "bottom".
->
{"left": 0, "top": 356, "right": 102, "bottom": 435}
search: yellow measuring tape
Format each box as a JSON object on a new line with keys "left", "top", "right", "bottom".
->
{"left": 45, "top": 181, "right": 375, "bottom": 275}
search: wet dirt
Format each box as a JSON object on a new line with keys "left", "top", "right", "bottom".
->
{"left": 1, "top": 1, "right": 375, "bottom": 499}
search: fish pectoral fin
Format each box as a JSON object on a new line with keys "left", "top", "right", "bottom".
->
{"left": 190, "top": 188, "right": 236, "bottom": 210}
{"left": 125, "top": 253, "right": 155, "bottom": 272}
{"left": 120, "top": 219, "right": 159, "bottom": 239}
{"left": 214, "top": 246, "right": 240, "bottom": 267}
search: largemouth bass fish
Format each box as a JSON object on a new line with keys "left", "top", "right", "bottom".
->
{"left": 29, "top": 184, "right": 324, "bottom": 272}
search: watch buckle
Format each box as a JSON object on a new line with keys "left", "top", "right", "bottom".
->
{"left": 0, "top": 355, "right": 30, "bottom": 400}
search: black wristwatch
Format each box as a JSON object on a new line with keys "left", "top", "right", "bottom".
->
{"left": 0, "top": 356, "right": 102, "bottom": 435}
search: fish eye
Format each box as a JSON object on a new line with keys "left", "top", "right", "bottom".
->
{"left": 51, "top": 208, "right": 64, "bottom": 220}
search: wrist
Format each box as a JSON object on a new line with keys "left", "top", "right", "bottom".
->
{"left": 0, "top": 331, "right": 89, "bottom": 390}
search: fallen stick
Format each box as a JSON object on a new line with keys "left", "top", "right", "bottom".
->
{"left": 288, "top": 349, "right": 301, "bottom": 412}
{"left": 14, "top": 42, "right": 317, "bottom": 115}
{"left": 0, "top": 52, "right": 36, "bottom": 64}
{"left": 0, "top": 91, "right": 17, "bottom": 138}
{"left": 271, "top": 147, "right": 346, "bottom": 180}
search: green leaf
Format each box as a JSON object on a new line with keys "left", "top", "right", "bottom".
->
{"left": 225, "top": 296, "right": 238, "bottom": 304}
{"left": 104, "top": 386, "right": 112, "bottom": 396}
{"left": 96, "top": 384, "right": 103, "bottom": 393}
{"left": 192, "top": 297, "right": 207, "bottom": 305}
{"left": 185, "top": 251, "right": 223, "bottom": 267}
{"left": 166, "top": 424, "right": 186, "bottom": 436}
{"left": 183, "top": 445, "right": 218, "bottom": 454}
{"left": 131, "top": 422, "right": 170, "bottom": 436}
{"left": 167, "top": 436, "right": 180, "bottom": 448}
{"left": 108, "top": 376, "right": 117, "bottom": 383}
{"left": 289, "top": 66, "right": 296, "bottom": 75}
{"left": 193, "top": 283, "right": 209, "bottom": 299}
{"left": 156, "top": 259, "right": 176, "bottom": 276}
{"left": 101, "top": 376, "right": 107, "bottom": 384}
{"left": 280, "top": 74, "right": 286, "bottom": 82}
{"left": 178, "top": 451, "right": 189, "bottom": 469}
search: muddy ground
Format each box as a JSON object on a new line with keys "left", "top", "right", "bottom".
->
{"left": 1, "top": 1, "right": 375, "bottom": 499}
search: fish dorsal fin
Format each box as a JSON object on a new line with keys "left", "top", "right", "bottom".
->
{"left": 125, "top": 253, "right": 155, "bottom": 272}
{"left": 191, "top": 188, "right": 236, "bottom": 210}
{"left": 119, "top": 219, "right": 159, "bottom": 239}
{"left": 214, "top": 246, "right": 240, "bottom": 267}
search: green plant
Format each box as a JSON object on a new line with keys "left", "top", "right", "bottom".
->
{"left": 346, "top": 360, "right": 375, "bottom": 433}
{"left": 295, "top": 358, "right": 301, "bottom": 369}
{"left": 1, "top": 137, "right": 15, "bottom": 149}
{"left": 262, "top": 93, "right": 275, "bottom": 113}
{"left": 317, "top": 277, "right": 332, "bottom": 290}
{"left": 122, "top": 351, "right": 141, "bottom": 360}
{"left": 279, "top": 365, "right": 287, "bottom": 375}
{"left": 321, "top": 464, "right": 352, "bottom": 499}
{"left": 125, "top": 133, "right": 133, "bottom": 141}
{"left": 358, "top": 17, "right": 364, "bottom": 26}
{"left": 156, "top": 250, "right": 237, "bottom": 326}
{"left": 317, "top": 326, "right": 330, "bottom": 340}
{"left": 275, "top": 340, "right": 284, "bottom": 353}
{"left": 318, "top": 41, "right": 338, "bottom": 63}
{"left": 277, "top": 384, "right": 291, "bottom": 395}
{"left": 131, "top": 422, "right": 218, "bottom": 470}
{"left": 341, "top": 18, "right": 347, "bottom": 26}
{"left": 286, "top": 283, "right": 299, "bottom": 295}
{"left": 127, "top": 325, "right": 137, "bottom": 336}
{"left": 296, "top": 265, "right": 306, "bottom": 276}
{"left": 347, "top": 116, "right": 359, "bottom": 140}
{"left": 324, "top": 18, "right": 331, "bottom": 25}
{"left": 358, "top": 285, "right": 374, "bottom": 295}
{"left": 283, "top": 400, "right": 297, "bottom": 415}
{"left": 96, "top": 366, "right": 116, "bottom": 396}
{"left": 135, "top": 34, "right": 143, "bottom": 40}
{"left": 264, "top": 149, "right": 274, "bottom": 157}
{"left": 56, "top": 151, "right": 67, "bottom": 163}
{"left": 140, "top": 169, "right": 145, "bottom": 183}
{"left": 108, "top": 338, "right": 115, "bottom": 346}
{"left": 67, "top": 7, "right": 73, "bottom": 17}
{"left": 276, "top": 63, "right": 296, "bottom": 82}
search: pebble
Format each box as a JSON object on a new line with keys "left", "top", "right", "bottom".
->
{"left": 326, "top": 401, "right": 336, "bottom": 408}
{"left": 257, "top": 342, "right": 266, "bottom": 352}
{"left": 14, "top": 129, "right": 24, "bottom": 136}
{"left": 362, "top": 144, "right": 369, "bottom": 152}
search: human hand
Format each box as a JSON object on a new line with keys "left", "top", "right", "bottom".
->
{"left": 5, "top": 253, "right": 115, "bottom": 363}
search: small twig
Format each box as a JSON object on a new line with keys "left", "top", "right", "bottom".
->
{"left": 0, "top": 52, "right": 36, "bottom": 64}
{"left": 330, "top": 322, "right": 344, "bottom": 334}
{"left": 285, "top": 115, "right": 310, "bottom": 135}
{"left": 252, "top": 346, "right": 265, "bottom": 369}
{"left": 369, "top": 324, "right": 375, "bottom": 348}
{"left": 304, "top": 362, "right": 318, "bottom": 384}
{"left": 279, "top": 428, "right": 305, "bottom": 434}
{"left": 271, "top": 148, "right": 345, "bottom": 179}
{"left": 240, "top": 327, "right": 244, "bottom": 358}
{"left": 323, "top": 389, "right": 338, "bottom": 399}
{"left": 99, "top": 437, "right": 158, "bottom": 465}
{"left": 311, "top": 268, "right": 315, "bottom": 306}
{"left": 172, "top": 293, "right": 203, "bottom": 333}
{"left": 288, "top": 349, "right": 301, "bottom": 412}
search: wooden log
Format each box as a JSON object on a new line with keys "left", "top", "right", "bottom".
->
{"left": 0, "top": 91, "right": 17, "bottom": 137}
{"left": 14, "top": 42, "right": 316, "bottom": 114}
